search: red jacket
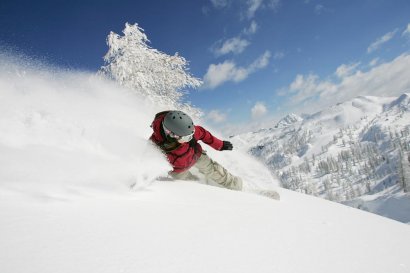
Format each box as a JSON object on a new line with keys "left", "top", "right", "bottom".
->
{"left": 150, "top": 111, "right": 224, "bottom": 173}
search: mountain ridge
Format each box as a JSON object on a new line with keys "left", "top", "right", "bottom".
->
{"left": 233, "top": 93, "right": 410, "bottom": 223}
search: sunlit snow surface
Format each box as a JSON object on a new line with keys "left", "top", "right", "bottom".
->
{"left": 0, "top": 54, "right": 409, "bottom": 273}
{"left": 1, "top": 182, "right": 410, "bottom": 273}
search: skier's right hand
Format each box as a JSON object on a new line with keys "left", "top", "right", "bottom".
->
{"left": 221, "top": 141, "right": 233, "bottom": 151}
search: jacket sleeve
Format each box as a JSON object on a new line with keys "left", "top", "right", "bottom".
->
{"left": 149, "top": 113, "right": 166, "bottom": 145}
{"left": 194, "top": 125, "right": 224, "bottom": 151}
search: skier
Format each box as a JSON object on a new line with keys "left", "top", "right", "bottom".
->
{"left": 149, "top": 110, "right": 243, "bottom": 191}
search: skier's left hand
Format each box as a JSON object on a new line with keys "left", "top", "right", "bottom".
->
{"left": 221, "top": 141, "right": 233, "bottom": 151}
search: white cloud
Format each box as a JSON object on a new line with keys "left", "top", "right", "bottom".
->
{"left": 273, "top": 51, "right": 285, "bottom": 60}
{"left": 211, "top": 0, "right": 280, "bottom": 20}
{"left": 203, "top": 51, "right": 271, "bottom": 89}
{"left": 207, "top": 110, "right": 227, "bottom": 123}
{"left": 335, "top": 62, "right": 360, "bottom": 78}
{"left": 249, "top": 50, "right": 271, "bottom": 71}
{"left": 213, "top": 37, "right": 250, "bottom": 56}
{"left": 267, "top": 0, "right": 280, "bottom": 9}
{"left": 246, "top": 0, "right": 280, "bottom": 19}
{"left": 202, "top": 6, "right": 211, "bottom": 15}
{"left": 203, "top": 61, "right": 246, "bottom": 89}
{"left": 243, "top": 21, "right": 259, "bottom": 35}
{"left": 315, "top": 4, "right": 324, "bottom": 14}
{"left": 282, "top": 53, "right": 410, "bottom": 112}
{"left": 210, "top": 0, "right": 229, "bottom": 8}
{"left": 403, "top": 23, "right": 410, "bottom": 37}
{"left": 288, "top": 74, "right": 336, "bottom": 104}
{"left": 369, "top": 58, "right": 379, "bottom": 67}
{"left": 251, "top": 102, "right": 268, "bottom": 119}
{"left": 247, "top": 0, "right": 263, "bottom": 18}
{"left": 367, "top": 29, "right": 398, "bottom": 53}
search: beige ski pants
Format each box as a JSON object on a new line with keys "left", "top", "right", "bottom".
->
{"left": 170, "top": 152, "right": 243, "bottom": 191}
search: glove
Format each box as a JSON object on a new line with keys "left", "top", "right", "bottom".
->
{"left": 221, "top": 141, "right": 233, "bottom": 151}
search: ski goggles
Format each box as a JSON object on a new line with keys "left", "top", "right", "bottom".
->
{"left": 163, "top": 125, "right": 194, "bottom": 142}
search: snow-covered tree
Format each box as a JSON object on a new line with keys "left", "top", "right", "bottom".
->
{"left": 398, "top": 151, "right": 410, "bottom": 192}
{"left": 99, "top": 23, "right": 202, "bottom": 116}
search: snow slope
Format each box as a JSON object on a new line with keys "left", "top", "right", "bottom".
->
{"left": 1, "top": 54, "right": 409, "bottom": 273}
{"left": 1, "top": 182, "right": 410, "bottom": 273}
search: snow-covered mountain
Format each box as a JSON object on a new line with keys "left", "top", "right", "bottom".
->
{"left": 232, "top": 94, "right": 410, "bottom": 223}
{"left": 274, "top": 113, "right": 303, "bottom": 129}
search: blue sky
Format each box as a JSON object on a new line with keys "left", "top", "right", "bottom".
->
{"left": 1, "top": 0, "right": 410, "bottom": 131}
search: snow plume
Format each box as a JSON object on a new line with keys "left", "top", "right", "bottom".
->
{"left": 0, "top": 52, "right": 171, "bottom": 197}
{"left": 0, "top": 51, "right": 277, "bottom": 199}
